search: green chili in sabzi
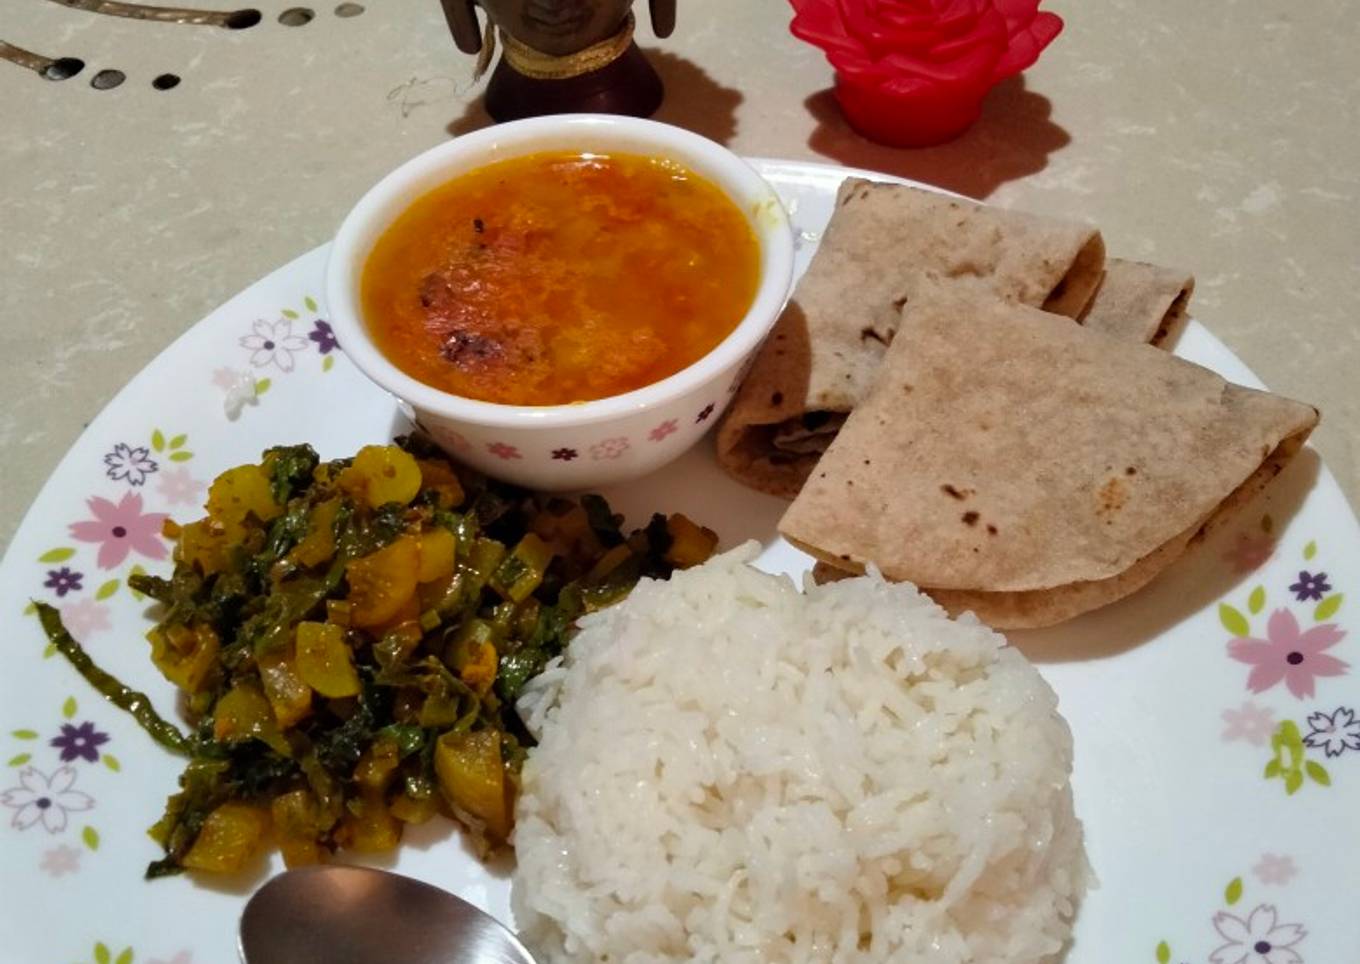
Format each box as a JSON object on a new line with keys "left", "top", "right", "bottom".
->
{"left": 36, "top": 601, "right": 191, "bottom": 756}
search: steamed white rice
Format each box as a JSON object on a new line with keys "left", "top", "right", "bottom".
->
{"left": 511, "top": 544, "right": 1086, "bottom": 963}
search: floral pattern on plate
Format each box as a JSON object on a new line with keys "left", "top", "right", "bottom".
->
{"left": 1217, "top": 533, "right": 1352, "bottom": 796}
{"left": 3, "top": 696, "right": 120, "bottom": 862}
{"left": 103, "top": 443, "right": 158, "bottom": 487}
{"left": 212, "top": 295, "right": 337, "bottom": 418}
{"left": 1155, "top": 866, "right": 1309, "bottom": 963}
{"left": 63, "top": 942, "right": 193, "bottom": 964}
{"left": 68, "top": 493, "right": 168, "bottom": 571}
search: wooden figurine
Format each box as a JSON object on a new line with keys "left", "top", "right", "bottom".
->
{"left": 440, "top": 0, "right": 677, "bottom": 121}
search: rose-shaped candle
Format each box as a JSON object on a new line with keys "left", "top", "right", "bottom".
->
{"left": 790, "top": 0, "right": 1063, "bottom": 147}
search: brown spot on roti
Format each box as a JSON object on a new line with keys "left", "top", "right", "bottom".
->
{"left": 1097, "top": 477, "right": 1127, "bottom": 516}
{"left": 942, "top": 484, "right": 966, "bottom": 500}
{"left": 962, "top": 511, "right": 979, "bottom": 526}
{"left": 986, "top": 524, "right": 998, "bottom": 535}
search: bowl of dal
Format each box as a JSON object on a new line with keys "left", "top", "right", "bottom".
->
{"left": 326, "top": 114, "right": 794, "bottom": 489}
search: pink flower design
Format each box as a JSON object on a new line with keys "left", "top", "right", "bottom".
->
{"left": 68, "top": 492, "right": 168, "bottom": 569}
{"left": 1252, "top": 853, "right": 1299, "bottom": 887}
{"left": 1228, "top": 609, "right": 1348, "bottom": 699}
{"left": 211, "top": 366, "right": 243, "bottom": 390}
{"left": 213, "top": 368, "right": 260, "bottom": 418}
{"left": 648, "top": 419, "right": 679, "bottom": 443}
{"left": 0, "top": 766, "right": 93, "bottom": 833}
{"left": 1224, "top": 532, "right": 1276, "bottom": 574}
{"left": 426, "top": 425, "right": 471, "bottom": 454}
{"left": 445, "top": 434, "right": 471, "bottom": 453}
{"left": 148, "top": 953, "right": 193, "bottom": 964}
{"left": 487, "top": 442, "right": 521, "bottom": 461}
{"left": 1211, "top": 904, "right": 1305, "bottom": 964}
{"left": 61, "top": 598, "right": 112, "bottom": 641}
{"left": 590, "top": 437, "right": 630, "bottom": 461}
{"left": 1221, "top": 701, "right": 1277, "bottom": 746}
{"left": 40, "top": 844, "right": 82, "bottom": 877}
{"left": 156, "top": 466, "right": 206, "bottom": 507}
{"left": 240, "top": 318, "right": 308, "bottom": 372}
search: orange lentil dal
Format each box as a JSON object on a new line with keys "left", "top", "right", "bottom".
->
{"left": 359, "top": 150, "right": 761, "bottom": 406}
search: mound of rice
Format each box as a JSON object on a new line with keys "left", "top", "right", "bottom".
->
{"left": 511, "top": 544, "right": 1086, "bottom": 963}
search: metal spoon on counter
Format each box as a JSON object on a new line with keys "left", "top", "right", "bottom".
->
{"left": 239, "top": 864, "right": 537, "bottom": 964}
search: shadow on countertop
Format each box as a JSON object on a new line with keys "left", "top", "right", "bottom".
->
{"left": 445, "top": 50, "right": 742, "bottom": 146}
{"left": 446, "top": 95, "right": 493, "bottom": 138}
{"left": 803, "top": 75, "right": 1070, "bottom": 200}
{"left": 646, "top": 49, "right": 742, "bottom": 146}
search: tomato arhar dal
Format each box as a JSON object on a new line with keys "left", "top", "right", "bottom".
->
{"left": 360, "top": 151, "right": 761, "bottom": 406}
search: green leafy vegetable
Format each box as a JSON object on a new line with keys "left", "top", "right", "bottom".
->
{"left": 43, "top": 435, "right": 718, "bottom": 878}
{"left": 264, "top": 443, "right": 320, "bottom": 505}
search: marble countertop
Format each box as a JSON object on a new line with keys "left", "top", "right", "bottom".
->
{"left": 2, "top": 0, "right": 1356, "bottom": 549}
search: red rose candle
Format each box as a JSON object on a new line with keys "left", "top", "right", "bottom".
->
{"left": 789, "top": 0, "right": 1063, "bottom": 147}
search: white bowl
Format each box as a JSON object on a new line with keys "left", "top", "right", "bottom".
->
{"left": 325, "top": 114, "right": 794, "bottom": 490}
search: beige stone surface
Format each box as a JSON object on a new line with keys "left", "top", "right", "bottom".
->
{"left": 1, "top": 0, "right": 1356, "bottom": 550}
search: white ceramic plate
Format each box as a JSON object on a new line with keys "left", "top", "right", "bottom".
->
{"left": 1, "top": 161, "right": 1356, "bottom": 964}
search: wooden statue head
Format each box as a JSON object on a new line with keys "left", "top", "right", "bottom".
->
{"left": 442, "top": 0, "right": 677, "bottom": 58}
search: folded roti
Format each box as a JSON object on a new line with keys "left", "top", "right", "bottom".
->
{"left": 1080, "top": 258, "right": 1194, "bottom": 347}
{"left": 716, "top": 178, "right": 1106, "bottom": 498}
{"left": 782, "top": 291, "right": 1318, "bottom": 629}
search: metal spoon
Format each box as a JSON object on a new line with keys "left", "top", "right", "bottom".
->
{"left": 239, "top": 864, "right": 537, "bottom": 964}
